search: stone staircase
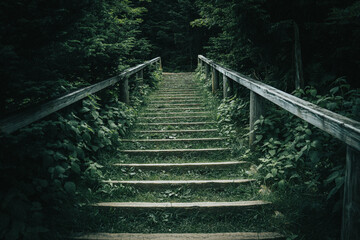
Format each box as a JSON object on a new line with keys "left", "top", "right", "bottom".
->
{"left": 74, "top": 72, "right": 283, "bottom": 239}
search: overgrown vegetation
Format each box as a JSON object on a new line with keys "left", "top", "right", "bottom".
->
{"left": 0, "top": 0, "right": 162, "bottom": 238}
{"left": 195, "top": 64, "right": 360, "bottom": 239}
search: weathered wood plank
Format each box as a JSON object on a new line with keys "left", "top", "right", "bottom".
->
{"left": 134, "top": 129, "right": 218, "bottom": 133}
{"left": 72, "top": 232, "right": 284, "bottom": 240}
{"left": 198, "top": 55, "right": 360, "bottom": 151}
{"left": 120, "top": 137, "right": 226, "bottom": 142}
{"left": 249, "top": 91, "right": 264, "bottom": 147}
{"left": 119, "top": 148, "right": 230, "bottom": 154}
{"left": 92, "top": 200, "right": 270, "bottom": 208}
{"left": 138, "top": 116, "right": 209, "bottom": 120}
{"left": 342, "top": 146, "right": 360, "bottom": 240}
{"left": 113, "top": 161, "right": 248, "bottom": 169}
{"left": 0, "top": 57, "right": 161, "bottom": 134}
{"left": 212, "top": 68, "right": 219, "bottom": 94}
{"left": 140, "top": 112, "right": 210, "bottom": 116}
{"left": 137, "top": 121, "right": 215, "bottom": 126}
{"left": 103, "top": 179, "right": 255, "bottom": 187}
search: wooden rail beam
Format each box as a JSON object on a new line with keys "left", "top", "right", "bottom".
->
{"left": 0, "top": 57, "right": 161, "bottom": 134}
{"left": 198, "top": 55, "right": 360, "bottom": 151}
{"left": 199, "top": 54, "right": 360, "bottom": 240}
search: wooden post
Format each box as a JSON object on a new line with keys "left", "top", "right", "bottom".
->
{"left": 223, "top": 74, "right": 231, "bottom": 98}
{"left": 212, "top": 68, "right": 219, "bottom": 94}
{"left": 119, "top": 77, "right": 129, "bottom": 104}
{"left": 205, "top": 64, "right": 210, "bottom": 79}
{"left": 140, "top": 69, "right": 144, "bottom": 79}
{"left": 159, "top": 58, "right": 163, "bottom": 71}
{"left": 294, "top": 21, "right": 304, "bottom": 89}
{"left": 249, "top": 91, "right": 263, "bottom": 147}
{"left": 341, "top": 146, "right": 360, "bottom": 240}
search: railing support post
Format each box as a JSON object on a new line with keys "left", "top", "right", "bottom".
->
{"left": 159, "top": 58, "right": 163, "bottom": 71}
{"left": 342, "top": 146, "right": 360, "bottom": 240}
{"left": 212, "top": 68, "right": 219, "bottom": 94}
{"left": 249, "top": 91, "right": 263, "bottom": 148}
{"left": 119, "top": 77, "right": 129, "bottom": 104}
{"left": 205, "top": 64, "right": 210, "bottom": 79}
{"left": 223, "top": 74, "right": 232, "bottom": 98}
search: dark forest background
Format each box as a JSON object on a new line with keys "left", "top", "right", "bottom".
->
{"left": 0, "top": 0, "right": 359, "bottom": 239}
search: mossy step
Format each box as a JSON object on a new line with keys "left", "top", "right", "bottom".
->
{"left": 140, "top": 112, "right": 211, "bottom": 116}
{"left": 113, "top": 161, "right": 248, "bottom": 169}
{"left": 103, "top": 179, "right": 255, "bottom": 187}
{"left": 119, "top": 148, "right": 230, "bottom": 154}
{"left": 137, "top": 122, "right": 215, "bottom": 126}
{"left": 154, "top": 94, "right": 201, "bottom": 97}
{"left": 145, "top": 107, "right": 204, "bottom": 111}
{"left": 73, "top": 232, "right": 284, "bottom": 240}
{"left": 148, "top": 103, "right": 203, "bottom": 107}
{"left": 120, "top": 137, "right": 226, "bottom": 143}
{"left": 138, "top": 116, "right": 210, "bottom": 120}
{"left": 150, "top": 97, "right": 202, "bottom": 100}
{"left": 92, "top": 200, "right": 270, "bottom": 208}
{"left": 149, "top": 101, "right": 203, "bottom": 104}
{"left": 133, "top": 129, "right": 218, "bottom": 133}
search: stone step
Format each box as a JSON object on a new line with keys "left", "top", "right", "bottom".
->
{"left": 119, "top": 148, "right": 230, "bottom": 154}
{"left": 113, "top": 161, "right": 248, "bottom": 169}
{"left": 103, "top": 179, "right": 255, "bottom": 187}
{"left": 133, "top": 129, "right": 218, "bottom": 134}
{"left": 72, "top": 232, "right": 284, "bottom": 240}
{"left": 92, "top": 200, "right": 270, "bottom": 209}
{"left": 120, "top": 137, "right": 226, "bottom": 143}
{"left": 137, "top": 122, "right": 215, "bottom": 126}
{"left": 138, "top": 116, "right": 210, "bottom": 120}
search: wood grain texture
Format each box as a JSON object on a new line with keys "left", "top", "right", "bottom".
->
{"left": 119, "top": 148, "right": 230, "bottom": 154}
{"left": 199, "top": 55, "right": 360, "bottom": 151}
{"left": 113, "top": 161, "right": 248, "bottom": 169}
{"left": 0, "top": 57, "right": 160, "bottom": 134}
{"left": 103, "top": 179, "right": 255, "bottom": 187}
{"left": 249, "top": 91, "right": 264, "bottom": 147}
{"left": 72, "top": 232, "right": 284, "bottom": 240}
{"left": 341, "top": 146, "right": 360, "bottom": 240}
{"left": 212, "top": 68, "right": 219, "bottom": 94}
{"left": 92, "top": 200, "right": 270, "bottom": 208}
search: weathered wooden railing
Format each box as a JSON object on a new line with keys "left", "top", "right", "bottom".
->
{"left": 0, "top": 57, "right": 161, "bottom": 134}
{"left": 198, "top": 55, "right": 360, "bottom": 240}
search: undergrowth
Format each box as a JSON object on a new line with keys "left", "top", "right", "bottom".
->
{"left": 194, "top": 66, "right": 360, "bottom": 239}
{"left": 0, "top": 68, "right": 162, "bottom": 239}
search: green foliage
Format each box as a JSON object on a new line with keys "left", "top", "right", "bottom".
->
{"left": 194, "top": 0, "right": 360, "bottom": 90}
{"left": 212, "top": 75, "right": 359, "bottom": 238}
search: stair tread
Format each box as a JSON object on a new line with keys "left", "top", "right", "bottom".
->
{"left": 137, "top": 122, "right": 215, "bottom": 126}
{"left": 134, "top": 129, "right": 217, "bottom": 133}
{"left": 92, "top": 200, "right": 270, "bottom": 208}
{"left": 119, "top": 148, "right": 230, "bottom": 153}
{"left": 103, "top": 179, "right": 255, "bottom": 185}
{"left": 113, "top": 161, "right": 248, "bottom": 168}
{"left": 120, "top": 137, "right": 226, "bottom": 142}
{"left": 72, "top": 232, "right": 284, "bottom": 240}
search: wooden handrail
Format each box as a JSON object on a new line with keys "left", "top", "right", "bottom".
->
{"left": 198, "top": 55, "right": 360, "bottom": 151}
{"left": 0, "top": 57, "right": 161, "bottom": 134}
{"left": 198, "top": 55, "right": 360, "bottom": 240}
